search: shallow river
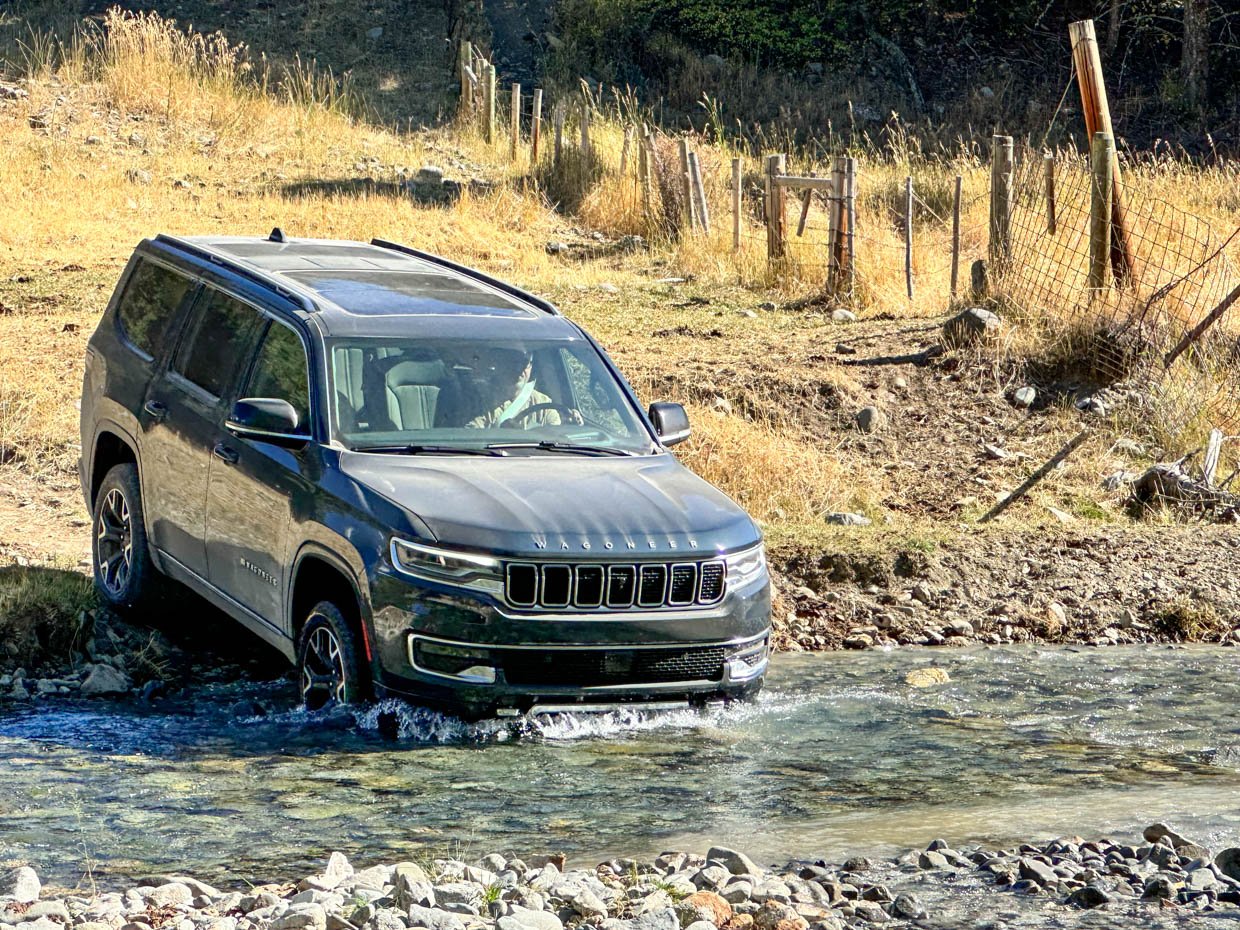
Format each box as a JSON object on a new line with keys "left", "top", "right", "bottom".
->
{"left": 4, "top": 645, "right": 1240, "bottom": 910}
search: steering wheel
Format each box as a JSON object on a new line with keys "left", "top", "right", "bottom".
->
{"left": 504, "top": 402, "right": 580, "bottom": 426}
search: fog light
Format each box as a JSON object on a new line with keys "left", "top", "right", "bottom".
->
{"left": 412, "top": 639, "right": 495, "bottom": 681}
{"left": 457, "top": 665, "right": 497, "bottom": 684}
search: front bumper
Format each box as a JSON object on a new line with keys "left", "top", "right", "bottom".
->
{"left": 367, "top": 568, "right": 772, "bottom": 718}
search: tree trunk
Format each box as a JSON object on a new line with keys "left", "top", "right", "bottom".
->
{"left": 1106, "top": 0, "right": 1121, "bottom": 54}
{"left": 1182, "top": 0, "right": 1210, "bottom": 111}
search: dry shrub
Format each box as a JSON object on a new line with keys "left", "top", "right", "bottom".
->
{"left": 0, "top": 565, "right": 96, "bottom": 670}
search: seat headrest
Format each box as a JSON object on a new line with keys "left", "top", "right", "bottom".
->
{"left": 385, "top": 359, "right": 447, "bottom": 388}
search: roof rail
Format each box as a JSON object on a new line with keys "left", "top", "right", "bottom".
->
{"left": 154, "top": 234, "right": 319, "bottom": 314}
{"left": 370, "top": 238, "right": 561, "bottom": 316}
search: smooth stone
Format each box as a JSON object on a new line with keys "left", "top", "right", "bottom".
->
{"left": 1215, "top": 849, "right": 1240, "bottom": 882}
{"left": 498, "top": 907, "right": 562, "bottom": 930}
{"left": 4, "top": 868, "right": 40, "bottom": 904}
{"left": 886, "top": 895, "right": 924, "bottom": 920}
{"left": 1066, "top": 886, "right": 1109, "bottom": 909}
{"left": 707, "top": 849, "right": 761, "bottom": 878}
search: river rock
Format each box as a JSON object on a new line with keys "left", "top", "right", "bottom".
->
{"left": 300, "top": 852, "right": 353, "bottom": 892}
{"left": 271, "top": 909, "right": 327, "bottom": 930}
{"left": 1186, "top": 868, "right": 1216, "bottom": 891}
{"left": 1017, "top": 859, "right": 1056, "bottom": 886}
{"left": 362, "top": 909, "right": 404, "bottom": 930}
{"left": 917, "top": 852, "right": 948, "bottom": 870}
{"left": 406, "top": 905, "right": 464, "bottom": 930}
{"left": 629, "top": 909, "right": 677, "bottom": 930}
{"left": 692, "top": 866, "right": 730, "bottom": 890}
{"left": 707, "top": 848, "right": 760, "bottom": 877}
{"left": 352, "top": 866, "right": 393, "bottom": 890}
{"left": 752, "top": 902, "right": 806, "bottom": 930}
{"left": 80, "top": 663, "right": 129, "bottom": 696}
{"left": 393, "top": 862, "right": 431, "bottom": 885}
{"left": 904, "top": 668, "right": 949, "bottom": 688}
{"left": 886, "top": 894, "right": 924, "bottom": 920}
{"left": 20, "top": 918, "right": 63, "bottom": 930}
{"left": 4, "top": 867, "right": 40, "bottom": 903}
{"left": 431, "top": 884, "right": 478, "bottom": 908}
{"left": 1215, "top": 848, "right": 1240, "bottom": 881}
{"left": 683, "top": 922, "right": 716, "bottom": 930}
{"left": 1066, "top": 885, "right": 1109, "bottom": 909}
{"left": 1012, "top": 387, "right": 1036, "bottom": 408}
{"left": 394, "top": 877, "right": 435, "bottom": 909}
{"left": 676, "top": 892, "right": 732, "bottom": 927}
{"left": 1143, "top": 824, "right": 1190, "bottom": 848}
{"left": 146, "top": 884, "right": 193, "bottom": 908}
{"left": 23, "top": 902, "right": 68, "bottom": 922}
{"left": 854, "top": 406, "right": 886, "bottom": 434}
{"left": 498, "top": 908, "right": 561, "bottom": 930}
{"left": 1142, "top": 876, "right": 1177, "bottom": 899}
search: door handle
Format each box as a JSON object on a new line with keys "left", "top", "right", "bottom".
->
{"left": 212, "top": 442, "right": 239, "bottom": 465}
{"left": 143, "top": 400, "right": 168, "bottom": 421}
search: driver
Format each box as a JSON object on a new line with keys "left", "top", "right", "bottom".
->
{"left": 466, "top": 348, "right": 579, "bottom": 428}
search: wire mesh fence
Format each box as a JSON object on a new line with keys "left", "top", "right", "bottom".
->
{"left": 1001, "top": 145, "right": 1240, "bottom": 451}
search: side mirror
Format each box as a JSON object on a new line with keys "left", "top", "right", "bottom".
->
{"left": 649, "top": 402, "right": 691, "bottom": 446}
{"left": 226, "top": 398, "right": 309, "bottom": 448}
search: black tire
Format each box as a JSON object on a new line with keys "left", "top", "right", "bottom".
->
{"left": 92, "top": 463, "right": 163, "bottom": 611}
{"left": 296, "top": 601, "right": 369, "bottom": 710}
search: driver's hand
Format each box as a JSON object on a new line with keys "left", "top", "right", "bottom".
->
{"left": 568, "top": 408, "right": 584, "bottom": 425}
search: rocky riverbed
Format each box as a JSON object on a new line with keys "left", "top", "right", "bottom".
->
{"left": 3, "top": 827, "right": 1239, "bottom": 930}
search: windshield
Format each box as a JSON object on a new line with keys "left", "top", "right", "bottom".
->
{"left": 326, "top": 336, "right": 655, "bottom": 454}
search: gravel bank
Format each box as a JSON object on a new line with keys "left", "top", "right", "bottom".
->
{"left": 4, "top": 827, "right": 1239, "bottom": 930}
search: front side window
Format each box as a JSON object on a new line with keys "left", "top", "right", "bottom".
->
{"left": 328, "top": 336, "right": 652, "bottom": 454}
{"left": 116, "top": 259, "right": 193, "bottom": 359}
{"left": 246, "top": 322, "right": 311, "bottom": 431}
{"left": 173, "top": 289, "right": 259, "bottom": 398}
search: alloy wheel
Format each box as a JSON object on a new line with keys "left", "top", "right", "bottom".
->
{"left": 301, "top": 625, "right": 347, "bottom": 710}
{"left": 96, "top": 488, "right": 133, "bottom": 597}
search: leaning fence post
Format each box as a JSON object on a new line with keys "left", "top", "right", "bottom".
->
{"left": 989, "top": 134, "right": 1014, "bottom": 275}
{"left": 509, "top": 83, "right": 521, "bottom": 161}
{"left": 765, "top": 153, "right": 787, "bottom": 261}
{"left": 579, "top": 103, "right": 591, "bottom": 159}
{"left": 482, "top": 62, "right": 496, "bottom": 144}
{"left": 619, "top": 125, "right": 633, "bottom": 176}
{"left": 678, "top": 139, "right": 696, "bottom": 232}
{"left": 828, "top": 157, "right": 844, "bottom": 285}
{"left": 530, "top": 88, "right": 543, "bottom": 163}
{"left": 904, "top": 175, "right": 914, "bottom": 301}
{"left": 731, "top": 157, "right": 742, "bottom": 252}
{"left": 1089, "top": 131, "right": 1115, "bottom": 293}
{"left": 1044, "top": 151, "right": 1057, "bottom": 235}
{"left": 688, "top": 150, "right": 711, "bottom": 233}
{"left": 950, "top": 174, "right": 962, "bottom": 300}
{"left": 641, "top": 132, "right": 656, "bottom": 219}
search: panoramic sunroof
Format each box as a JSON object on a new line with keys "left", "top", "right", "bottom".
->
{"left": 284, "top": 270, "right": 535, "bottom": 317}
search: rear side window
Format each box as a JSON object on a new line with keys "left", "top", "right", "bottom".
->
{"left": 173, "top": 289, "right": 259, "bottom": 398}
{"left": 246, "top": 323, "right": 311, "bottom": 431}
{"left": 116, "top": 259, "right": 192, "bottom": 359}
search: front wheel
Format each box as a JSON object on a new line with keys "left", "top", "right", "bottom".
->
{"left": 92, "top": 463, "right": 163, "bottom": 611}
{"left": 297, "top": 602, "right": 369, "bottom": 710}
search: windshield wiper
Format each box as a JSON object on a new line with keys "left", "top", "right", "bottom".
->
{"left": 352, "top": 444, "right": 507, "bottom": 456}
{"left": 485, "top": 441, "right": 636, "bottom": 456}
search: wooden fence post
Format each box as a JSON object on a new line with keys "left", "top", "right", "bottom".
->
{"left": 764, "top": 154, "right": 787, "bottom": 261}
{"left": 678, "top": 139, "right": 696, "bottom": 232}
{"left": 904, "top": 175, "right": 914, "bottom": 301}
{"left": 553, "top": 104, "right": 564, "bottom": 164}
{"left": 688, "top": 151, "right": 710, "bottom": 233}
{"left": 482, "top": 62, "right": 496, "bottom": 145}
{"left": 1089, "top": 131, "right": 1115, "bottom": 292}
{"left": 828, "top": 157, "right": 844, "bottom": 285}
{"left": 642, "top": 132, "right": 655, "bottom": 219}
{"left": 731, "top": 157, "right": 742, "bottom": 252}
{"left": 1044, "top": 152, "right": 1057, "bottom": 235}
{"left": 509, "top": 83, "right": 521, "bottom": 161}
{"left": 458, "top": 40, "right": 473, "bottom": 117}
{"left": 619, "top": 125, "right": 633, "bottom": 176}
{"left": 1069, "top": 19, "right": 1137, "bottom": 285}
{"left": 844, "top": 157, "right": 856, "bottom": 294}
{"left": 989, "top": 134, "right": 1014, "bottom": 274}
{"left": 579, "top": 103, "right": 591, "bottom": 159}
{"left": 950, "top": 174, "right": 962, "bottom": 300}
{"left": 530, "top": 88, "right": 543, "bottom": 163}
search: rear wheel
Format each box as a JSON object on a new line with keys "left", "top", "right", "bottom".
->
{"left": 297, "top": 601, "right": 368, "bottom": 709}
{"left": 92, "top": 463, "right": 163, "bottom": 611}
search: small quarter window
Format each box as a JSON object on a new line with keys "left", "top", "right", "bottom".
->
{"left": 116, "top": 259, "right": 192, "bottom": 359}
{"left": 173, "top": 289, "right": 260, "bottom": 398}
{"left": 246, "top": 323, "right": 311, "bottom": 431}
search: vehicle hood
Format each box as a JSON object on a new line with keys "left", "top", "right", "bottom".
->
{"left": 340, "top": 452, "right": 760, "bottom": 558}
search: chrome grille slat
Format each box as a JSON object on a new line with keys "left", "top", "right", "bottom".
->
{"left": 504, "top": 559, "right": 725, "bottom": 611}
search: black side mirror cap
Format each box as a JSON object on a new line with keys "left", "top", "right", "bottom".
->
{"left": 226, "top": 398, "right": 309, "bottom": 448}
{"left": 649, "top": 402, "right": 691, "bottom": 446}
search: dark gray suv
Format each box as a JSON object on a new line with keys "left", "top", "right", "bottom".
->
{"left": 79, "top": 232, "right": 771, "bottom": 718}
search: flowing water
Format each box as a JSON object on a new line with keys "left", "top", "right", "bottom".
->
{"left": 3, "top": 644, "right": 1240, "bottom": 920}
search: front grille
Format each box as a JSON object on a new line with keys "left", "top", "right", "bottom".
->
{"left": 504, "top": 560, "right": 726, "bottom": 611}
{"left": 500, "top": 645, "right": 728, "bottom": 687}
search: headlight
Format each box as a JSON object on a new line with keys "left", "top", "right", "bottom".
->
{"left": 725, "top": 543, "right": 767, "bottom": 588}
{"left": 390, "top": 538, "right": 503, "bottom": 593}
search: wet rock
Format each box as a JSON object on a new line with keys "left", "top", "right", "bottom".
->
{"left": 905, "top": 668, "right": 949, "bottom": 688}
{"left": 943, "top": 308, "right": 1000, "bottom": 346}
{"left": 917, "top": 852, "right": 949, "bottom": 870}
{"left": 4, "top": 866, "right": 40, "bottom": 903}
{"left": 1215, "top": 848, "right": 1240, "bottom": 882}
{"left": 81, "top": 664, "right": 129, "bottom": 696}
{"left": 1143, "top": 823, "right": 1189, "bottom": 848}
{"left": 1017, "top": 859, "right": 1056, "bottom": 886}
{"left": 1066, "top": 885, "right": 1109, "bottom": 908}
{"left": 1142, "top": 876, "right": 1177, "bottom": 899}
{"left": 1186, "top": 868, "right": 1217, "bottom": 891}
{"left": 886, "top": 894, "right": 924, "bottom": 920}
